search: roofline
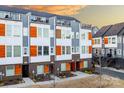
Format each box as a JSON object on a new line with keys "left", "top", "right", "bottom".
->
{"left": 0, "top": 5, "right": 80, "bottom": 22}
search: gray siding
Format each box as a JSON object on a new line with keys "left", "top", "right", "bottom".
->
{"left": 71, "top": 21, "right": 80, "bottom": 47}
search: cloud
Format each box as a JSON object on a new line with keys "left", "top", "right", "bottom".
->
{"left": 13, "top": 5, "right": 85, "bottom": 15}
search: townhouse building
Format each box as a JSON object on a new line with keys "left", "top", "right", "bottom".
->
{"left": 0, "top": 6, "right": 93, "bottom": 82}
{"left": 93, "top": 22, "right": 124, "bottom": 68}
{"left": 92, "top": 25, "right": 112, "bottom": 56}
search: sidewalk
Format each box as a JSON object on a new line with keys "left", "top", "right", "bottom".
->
{"left": 1, "top": 71, "right": 93, "bottom": 88}
{"left": 96, "top": 65, "right": 124, "bottom": 73}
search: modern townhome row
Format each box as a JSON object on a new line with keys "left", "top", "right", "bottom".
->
{"left": 93, "top": 22, "right": 124, "bottom": 69}
{"left": 0, "top": 6, "right": 93, "bottom": 82}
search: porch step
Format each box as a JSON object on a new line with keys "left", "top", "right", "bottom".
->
{"left": 23, "top": 78, "right": 35, "bottom": 84}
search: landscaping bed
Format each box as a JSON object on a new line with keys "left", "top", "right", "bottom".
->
{"left": 58, "top": 71, "right": 77, "bottom": 79}
{"left": 32, "top": 73, "right": 54, "bottom": 82}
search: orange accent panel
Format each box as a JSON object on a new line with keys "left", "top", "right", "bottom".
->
{"left": 80, "top": 61, "right": 84, "bottom": 69}
{"left": 0, "top": 24, "right": 5, "bottom": 36}
{"left": 104, "top": 37, "right": 108, "bottom": 44}
{"left": 15, "top": 65, "right": 22, "bottom": 75}
{"left": 44, "top": 65, "right": 49, "bottom": 73}
{"left": 30, "top": 26, "right": 37, "bottom": 37}
{"left": 92, "top": 39, "right": 95, "bottom": 45}
{"left": 89, "top": 46, "right": 92, "bottom": 54}
{"left": 88, "top": 32, "right": 92, "bottom": 40}
{"left": 66, "top": 63, "right": 71, "bottom": 71}
{"left": 56, "top": 46, "right": 61, "bottom": 55}
{"left": 0, "top": 45, "right": 5, "bottom": 58}
{"left": 30, "top": 46, "right": 37, "bottom": 56}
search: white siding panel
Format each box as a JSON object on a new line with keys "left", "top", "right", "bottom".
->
{"left": 56, "top": 55, "right": 72, "bottom": 61}
{"left": 31, "top": 56, "right": 50, "bottom": 63}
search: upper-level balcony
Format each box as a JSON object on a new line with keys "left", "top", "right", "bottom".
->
{"left": 56, "top": 20, "right": 71, "bottom": 27}
{"left": 81, "top": 24, "right": 92, "bottom": 30}
{"left": 30, "top": 16, "right": 49, "bottom": 25}
{"left": 0, "top": 11, "right": 21, "bottom": 21}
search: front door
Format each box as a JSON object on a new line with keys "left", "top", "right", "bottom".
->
{"left": 71, "top": 62, "right": 75, "bottom": 71}
{"left": 76, "top": 62, "right": 80, "bottom": 71}
{"left": 22, "top": 64, "right": 29, "bottom": 77}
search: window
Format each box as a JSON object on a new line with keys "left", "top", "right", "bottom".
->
{"left": 66, "top": 46, "right": 71, "bottom": 54}
{"left": 61, "top": 63, "right": 66, "bottom": 71}
{"left": 62, "top": 46, "right": 65, "bottom": 55}
{"left": 82, "top": 33, "right": 85, "bottom": 39}
{"left": 43, "top": 28, "right": 49, "bottom": 38}
{"left": 24, "top": 47, "right": 28, "bottom": 55}
{"left": 6, "top": 24, "right": 12, "bottom": 36}
{"left": 61, "top": 33, "right": 65, "bottom": 39}
{"left": 108, "top": 37, "right": 111, "bottom": 44}
{"left": 13, "top": 25, "right": 21, "bottom": 37}
{"left": 37, "top": 65, "right": 44, "bottom": 74}
{"left": 43, "top": 46, "right": 49, "bottom": 55}
{"left": 51, "top": 47, "right": 54, "bottom": 54}
{"left": 38, "top": 27, "right": 42, "bottom": 37}
{"left": 95, "top": 39, "right": 97, "bottom": 44}
{"left": 98, "top": 39, "right": 100, "bottom": 44}
{"left": 23, "top": 36, "right": 28, "bottom": 47}
{"left": 14, "top": 46, "right": 21, "bottom": 57}
{"left": 76, "top": 46, "right": 79, "bottom": 53}
{"left": 6, "top": 46, "right": 12, "bottom": 57}
{"left": 71, "top": 32, "right": 74, "bottom": 39}
{"left": 117, "top": 49, "right": 121, "bottom": 55}
{"left": 82, "top": 46, "right": 85, "bottom": 54}
{"left": 84, "top": 61, "right": 88, "bottom": 68}
{"left": 11, "top": 13, "right": 20, "bottom": 20}
{"left": 66, "top": 30, "right": 71, "bottom": 39}
{"left": 118, "top": 37, "right": 121, "bottom": 43}
{"left": 6, "top": 65, "right": 15, "bottom": 76}
{"left": 72, "top": 47, "right": 75, "bottom": 53}
{"left": 76, "top": 32, "right": 79, "bottom": 39}
{"left": 38, "top": 46, "right": 42, "bottom": 56}
{"left": 85, "top": 46, "right": 89, "bottom": 53}
{"left": 112, "top": 37, "right": 116, "bottom": 44}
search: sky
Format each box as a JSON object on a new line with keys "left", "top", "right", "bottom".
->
{"left": 13, "top": 5, "right": 124, "bottom": 28}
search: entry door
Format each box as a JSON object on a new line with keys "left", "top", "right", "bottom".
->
{"left": 22, "top": 65, "right": 29, "bottom": 77}
{"left": 71, "top": 62, "right": 75, "bottom": 71}
{"left": 76, "top": 62, "right": 80, "bottom": 71}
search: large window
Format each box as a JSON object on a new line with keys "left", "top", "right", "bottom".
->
{"left": 43, "top": 28, "right": 49, "bottom": 38}
{"left": 38, "top": 46, "right": 42, "bottom": 56}
{"left": 38, "top": 27, "right": 42, "bottom": 37}
{"left": 82, "top": 46, "right": 85, "bottom": 54}
{"left": 6, "top": 65, "right": 15, "bottom": 76}
{"left": 66, "top": 46, "right": 71, "bottom": 54}
{"left": 37, "top": 65, "right": 44, "bottom": 74}
{"left": 6, "top": 24, "right": 12, "bottom": 36}
{"left": 14, "top": 46, "right": 21, "bottom": 57}
{"left": 112, "top": 37, "right": 116, "bottom": 44}
{"left": 13, "top": 25, "right": 21, "bottom": 37}
{"left": 6, "top": 46, "right": 12, "bottom": 57}
{"left": 43, "top": 46, "right": 49, "bottom": 55}
{"left": 62, "top": 46, "right": 65, "bottom": 55}
{"left": 61, "top": 63, "right": 66, "bottom": 71}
